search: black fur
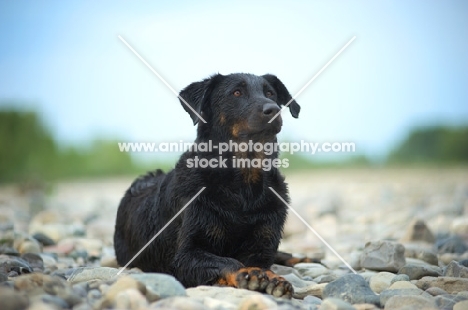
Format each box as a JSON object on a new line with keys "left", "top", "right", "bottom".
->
{"left": 114, "top": 73, "right": 301, "bottom": 288}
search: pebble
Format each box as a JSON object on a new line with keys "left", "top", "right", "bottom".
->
{"left": 322, "top": 274, "right": 379, "bottom": 305}
{"left": 129, "top": 273, "right": 186, "bottom": 300}
{"left": 399, "top": 219, "right": 435, "bottom": 244}
{"left": 398, "top": 262, "right": 442, "bottom": 280}
{"left": 320, "top": 297, "right": 355, "bottom": 310}
{"left": 0, "top": 287, "right": 30, "bottom": 310}
{"left": 369, "top": 272, "right": 395, "bottom": 293}
{"left": 425, "top": 286, "right": 448, "bottom": 296}
{"left": 32, "top": 232, "right": 56, "bottom": 246}
{"left": 454, "top": 300, "right": 468, "bottom": 310}
{"left": 390, "top": 274, "right": 410, "bottom": 284}
{"left": 113, "top": 288, "right": 148, "bottom": 310}
{"left": 383, "top": 295, "right": 437, "bottom": 309}
{"left": 359, "top": 241, "right": 406, "bottom": 272}
{"left": 416, "top": 276, "right": 468, "bottom": 294}
{"left": 437, "top": 235, "right": 468, "bottom": 254}
{"left": 67, "top": 267, "right": 120, "bottom": 283}
{"left": 149, "top": 296, "right": 208, "bottom": 309}
{"left": 388, "top": 281, "right": 418, "bottom": 290}
{"left": 444, "top": 260, "right": 468, "bottom": 278}
{"left": 294, "top": 263, "right": 330, "bottom": 278}
{"left": 238, "top": 294, "right": 278, "bottom": 310}
{"left": 379, "top": 288, "right": 430, "bottom": 306}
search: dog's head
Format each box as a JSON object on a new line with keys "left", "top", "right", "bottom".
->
{"left": 179, "top": 73, "right": 300, "bottom": 140}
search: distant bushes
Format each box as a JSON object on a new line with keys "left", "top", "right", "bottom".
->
{"left": 388, "top": 126, "right": 468, "bottom": 164}
{"left": 0, "top": 108, "right": 141, "bottom": 183}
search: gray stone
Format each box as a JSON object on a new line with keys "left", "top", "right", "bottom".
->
{"left": 390, "top": 274, "right": 409, "bottom": 284}
{"left": 444, "top": 260, "right": 468, "bottom": 278}
{"left": 437, "top": 235, "right": 468, "bottom": 254}
{"left": 398, "top": 263, "right": 441, "bottom": 280}
{"left": 0, "top": 287, "right": 30, "bottom": 310}
{"left": 321, "top": 297, "right": 354, "bottom": 310}
{"left": 282, "top": 272, "right": 315, "bottom": 288}
{"left": 238, "top": 294, "right": 279, "bottom": 310}
{"left": 314, "top": 274, "right": 338, "bottom": 284}
{"left": 399, "top": 219, "right": 435, "bottom": 244}
{"left": 387, "top": 281, "right": 418, "bottom": 290}
{"left": 383, "top": 295, "right": 436, "bottom": 309}
{"left": 360, "top": 241, "right": 406, "bottom": 272}
{"left": 186, "top": 286, "right": 260, "bottom": 308}
{"left": 322, "top": 274, "right": 379, "bottom": 305}
{"left": 67, "top": 267, "right": 119, "bottom": 283}
{"left": 113, "top": 288, "right": 148, "bottom": 310}
{"left": 435, "top": 294, "right": 465, "bottom": 309}
{"left": 379, "top": 288, "right": 430, "bottom": 306}
{"left": 425, "top": 286, "right": 448, "bottom": 296}
{"left": 149, "top": 296, "right": 208, "bottom": 309}
{"left": 369, "top": 272, "right": 395, "bottom": 293}
{"left": 294, "top": 263, "right": 330, "bottom": 278}
{"left": 455, "top": 300, "right": 468, "bottom": 310}
{"left": 129, "top": 273, "right": 186, "bottom": 299}
{"left": 303, "top": 295, "right": 322, "bottom": 306}
{"left": 416, "top": 276, "right": 468, "bottom": 294}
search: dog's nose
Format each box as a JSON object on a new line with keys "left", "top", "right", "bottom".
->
{"left": 262, "top": 103, "right": 280, "bottom": 116}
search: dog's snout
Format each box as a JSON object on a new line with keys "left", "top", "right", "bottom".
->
{"left": 262, "top": 103, "right": 280, "bottom": 116}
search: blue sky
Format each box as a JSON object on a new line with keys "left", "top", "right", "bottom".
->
{"left": 1, "top": 0, "right": 467, "bottom": 161}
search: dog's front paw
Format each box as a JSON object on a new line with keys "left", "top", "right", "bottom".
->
{"left": 217, "top": 267, "right": 293, "bottom": 298}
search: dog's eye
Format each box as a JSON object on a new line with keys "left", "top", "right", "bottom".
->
{"left": 266, "top": 91, "right": 273, "bottom": 97}
{"left": 233, "top": 90, "right": 242, "bottom": 97}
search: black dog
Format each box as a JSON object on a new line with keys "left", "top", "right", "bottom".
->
{"left": 114, "top": 73, "right": 307, "bottom": 298}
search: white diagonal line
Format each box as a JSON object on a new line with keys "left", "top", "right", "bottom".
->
{"left": 115, "top": 187, "right": 206, "bottom": 276}
{"left": 118, "top": 35, "right": 207, "bottom": 124}
{"left": 269, "top": 187, "right": 357, "bottom": 274}
{"left": 269, "top": 36, "right": 356, "bottom": 123}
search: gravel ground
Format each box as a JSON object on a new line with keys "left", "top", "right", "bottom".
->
{"left": 1, "top": 167, "right": 468, "bottom": 309}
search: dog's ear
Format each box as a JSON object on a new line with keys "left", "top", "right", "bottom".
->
{"left": 179, "top": 74, "right": 222, "bottom": 125}
{"left": 262, "top": 74, "right": 300, "bottom": 118}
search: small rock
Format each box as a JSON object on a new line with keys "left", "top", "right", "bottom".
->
{"left": 322, "top": 274, "right": 379, "bottom": 305}
{"left": 16, "top": 238, "right": 42, "bottom": 255}
{"left": 293, "top": 283, "right": 325, "bottom": 299}
{"left": 437, "top": 235, "right": 468, "bottom": 254}
{"left": 129, "top": 273, "right": 186, "bottom": 300}
{"left": 320, "top": 297, "right": 354, "bottom": 310}
{"left": 67, "top": 267, "right": 119, "bottom": 283}
{"left": 398, "top": 262, "right": 441, "bottom": 280}
{"left": 399, "top": 219, "right": 435, "bottom": 244}
{"left": 452, "top": 217, "right": 468, "bottom": 235}
{"left": 359, "top": 241, "right": 406, "bottom": 272}
{"left": 0, "top": 287, "right": 30, "bottom": 310}
{"left": 425, "top": 286, "right": 448, "bottom": 296}
{"left": 102, "top": 276, "right": 146, "bottom": 308}
{"left": 416, "top": 276, "right": 468, "bottom": 294}
{"left": 38, "top": 254, "right": 57, "bottom": 268}
{"left": 0, "top": 254, "right": 33, "bottom": 275}
{"left": 114, "top": 288, "right": 148, "bottom": 310}
{"left": 37, "top": 294, "right": 69, "bottom": 309}
{"left": 303, "top": 295, "right": 322, "bottom": 306}
{"left": 383, "top": 295, "right": 436, "bottom": 309}
{"left": 21, "top": 253, "right": 44, "bottom": 272}
{"left": 149, "top": 296, "right": 208, "bottom": 309}
{"left": 271, "top": 264, "right": 302, "bottom": 277}
{"left": 32, "top": 232, "right": 56, "bottom": 246}
{"left": 238, "top": 294, "right": 278, "bottom": 310}
{"left": 388, "top": 281, "right": 418, "bottom": 290}
{"left": 186, "top": 286, "right": 260, "bottom": 307}
{"left": 380, "top": 288, "right": 429, "bottom": 306}
{"left": 454, "top": 300, "right": 468, "bottom": 310}
{"left": 294, "top": 263, "right": 330, "bottom": 278}
{"left": 390, "top": 274, "right": 409, "bottom": 284}
{"left": 369, "top": 272, "right": 395, "bottom": 293}
{"left": 444, "top": 260, "right": 468, "bottom": 278}
{"left": 100, "top": 256, "right": 119, "bottom": 268}
{"left": 353, "top": 304, "right": 380, "bottom": 310}
{"left": 435, "top": 294, "right": 464, "bottom": 309}
{"left": 282, "top": 272, "right": 315, "bottom": 288}
{"left": 314, "top": 274, "right": 338, "bottom": 284}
